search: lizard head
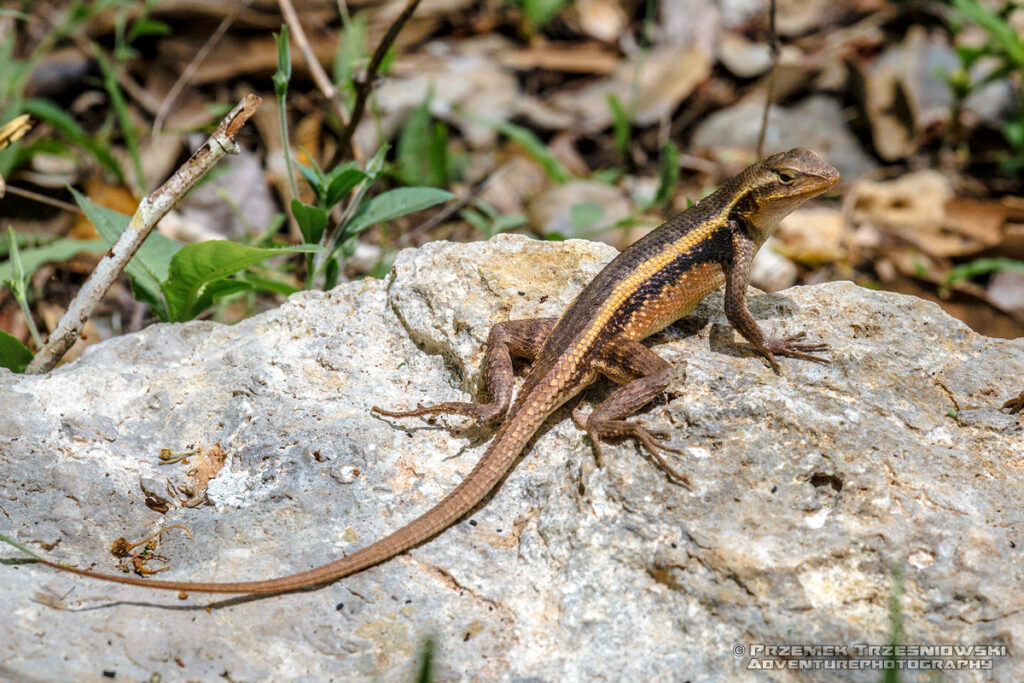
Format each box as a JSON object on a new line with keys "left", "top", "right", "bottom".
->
{"left": 731, "top": 148, "right": 840, "bottom": 238}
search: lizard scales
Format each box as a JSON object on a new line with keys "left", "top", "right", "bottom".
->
{"left": 27, "top": 148, "right": 839, "bottom": 594}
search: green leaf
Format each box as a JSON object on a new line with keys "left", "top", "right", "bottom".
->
{"left": 295, "top": 158, "right": 325, "bottom": 204}
{"left": 189, "top": 278, "right": 254, "bottom": 316}
{"left": 95, "top": 48, "right": 144, "bottom": 193}
{"left": 943, "top": 257, "right": 1024, "bottom": 286}
{"left": 607, "top": 94, "right": 631, "bottom": 156}
{"left": 291, "top": 199, "right": 328, "bottom": 245}
{"left": 70, "top": 188, "right": 180, "bottom": 294}
{"left": 492, "top": 213, "right": 527, "bottom": 233}
{"left": 522, "top": 0, "right": 568, "bottom": 26}
{"left": 324, "top": 167, "right": 368, "bottom": 208}
{"left": 364, "top": 143, "right": 390, "bottom": 180}
{"left": 427, "top": 122, "right": 450, "bottom": 188}
{"left": 1003, "top": 120, "right": 1024, "bottom": 150}
{"left": 460, "top": 207, "right": 489, "bottom": 234}
{"left": 129, "top": 276, "right": 168, "bottom": 321}
{"left": 397, "top": 96, "right": 449, "bottom": 188}
{"left": 273, "top": 25, "right": 291, "bottom": 96}
{"left": 23, "top": 99, "right": 124, "bottom": 182}
{"left": 0, "top": 330, "right": 32, "bottom": 373}
{"left": 954, "top": 45, "right": 987, "bottom": 70}
{"left": 160, "top": 241, "right": 321, "bottom": 321}
{"left": 0, "top": 233, "right": 107, "bottom": 283}
{"left": 952, "top": 0, "right": 1024, "bottom": 67}
{"left": 480, "top": 117, "right": 571, "bottom": 184}
{"left": 332, "top": 14, "right": 368, "bottom": 94}
{"left": 654, "top": 139, "right": 681, "bottom": 207}
{"left": 343, "top": 187, "right": 454, "bottom": 239}
{"left": 127, "top": 18, "right": 170, "bottom": 42}
{"left": 242, "top": 272, "right": 301, "bottom": 297}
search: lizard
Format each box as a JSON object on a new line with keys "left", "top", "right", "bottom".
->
{"left": 17, "top": 148, "right": 839, "bottom": 595}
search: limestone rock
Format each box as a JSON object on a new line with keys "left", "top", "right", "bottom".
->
{"left": 1, "top": 235, "right": 1022, "bottom": 681}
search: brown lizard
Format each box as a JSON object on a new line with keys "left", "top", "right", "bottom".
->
{"left": 18, "top": 148, "right": 839, "bottom": 594}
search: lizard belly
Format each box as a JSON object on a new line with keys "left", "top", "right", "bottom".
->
{"left": 619, "top": 261, "right": 725, "bottom": 340}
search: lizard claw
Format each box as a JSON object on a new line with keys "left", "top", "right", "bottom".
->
{"left": 372, "top": 402, "right": 505, "bottom": 426}
{"left": 577, "top": 415, "right": 689, "bottom": 488}
{"left": 757, "top": 332, "right": 831, "bottom": 372}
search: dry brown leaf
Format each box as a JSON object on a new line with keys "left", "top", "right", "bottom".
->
{"left": 943, "top": 198, "right": 1007, "bottom": 246}
{"left": 845, "top": 170, "right": 1005, "bottom": 258}
{"left": 178, "top": 444, "right": 228, "bottom": 507}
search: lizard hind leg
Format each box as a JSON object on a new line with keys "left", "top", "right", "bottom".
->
{"left": 576, "top": 338, "right": 690, "bottom": 487}
{"left": 373, "top": 317, "right": 557, "bottom": 427}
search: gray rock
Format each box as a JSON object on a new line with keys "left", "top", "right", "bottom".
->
{"left": 1, "top": 234, "right": 1022, "bottom": 681}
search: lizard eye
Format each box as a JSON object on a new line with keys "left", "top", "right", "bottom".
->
{"left": 777, "top": 170, "right": 798, "bottom": 184}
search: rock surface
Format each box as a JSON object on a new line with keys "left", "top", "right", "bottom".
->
{"left": 1, "top": 234, "right": 1022, "bottom": 681}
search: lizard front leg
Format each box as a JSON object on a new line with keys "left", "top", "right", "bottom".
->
{"left": 373, "top": 317, "right": 557, "bottom": 426}
{"left": 724, "top": 228, "right": 830, "bottom": 373}
{"left": 573, "top": 338, "right": 689, "bottom": 486}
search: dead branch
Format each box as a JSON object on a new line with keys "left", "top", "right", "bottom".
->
{"left": 25, "top": 94, "right": 262, "bottom": 375}
{"left": 337, "top": 0, "right": 423, "bottom": 159}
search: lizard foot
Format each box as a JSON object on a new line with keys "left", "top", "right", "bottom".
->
{"left": 757, "top": 332, "right": 831, "bottom": 373}
{"left": 372, "top": 401, "right": 504, "bottom": 426}
{"left": 575, "top": 410, "right": 690, "bottom": 487}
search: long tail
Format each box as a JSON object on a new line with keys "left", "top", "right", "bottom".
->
{"left": 28, "top": 405, "right": 550, "bottom": 595}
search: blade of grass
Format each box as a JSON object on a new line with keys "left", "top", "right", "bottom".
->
{"left": 94, "top": 46, "right": 144, "bottom": 194}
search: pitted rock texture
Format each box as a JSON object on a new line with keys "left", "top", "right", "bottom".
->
{"left": 1, "top": 234, "right": 1022, "bottom": 682}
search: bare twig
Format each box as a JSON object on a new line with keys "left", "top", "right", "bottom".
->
{"left": 25, "top": 94, "right": 262, "bottom": 375}
{"left": 337, "top": 0, "right": 422, "bottom": 159}
{"left": 277, "top": 0, "right": 350, "bottom": 128}
{"left": 755, "top": 0, "right": 779, "bottom": 160}
{"left": 152, "top": 3, "right": 242, "bottom": 141}
{"left": 2, "top": 185, "right": 82, "bottom": 213}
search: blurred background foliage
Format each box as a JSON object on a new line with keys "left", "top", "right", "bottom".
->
{"left": 1, "top": 0, "right": 1023, "bottom": 368}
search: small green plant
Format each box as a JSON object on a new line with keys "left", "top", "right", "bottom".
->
{"left": 1, "top": 1, "right": 166, "bottom": 186}
{"left": 946, "top": 0, "right": 1024, "bottom": 173}
{"left": 882, "top": 565, "right": 905, "bottom": 683}
{"left": 72, "top": 190, "right": 320, "bottom": 323}
{"left": 3, "top": 226, "right": 43, "bottom": 350}
{"left": 942, "top": 256, "right": 1024, "bottom": 287}
{"left": 273, "top": 25, "right": 301, "bottom": 203}
{"left": 607, "top": 94, "right": 632, "bottom": 158}
{"left": 273, "top": 23, "right": 453, "bottom": 289}
{"left": 396, "top": 94, "right": 454, "bottom": 188}
{"left": 651, "top": 139, "right": 681, "bottom": 209}
{"left": 481, "top": 117, "right": 573, "bottom": 184}
{"left": 332, "top": 12, "right": 370, "bottom": 119}
{"left": 519, "top": 0, "right": 569, "bottom": 27}
{"left": 413, "top": 636, "right": 437, "bottom": 683}
{"left": 291, "top": 145, "right": 452, "bottom": 288}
